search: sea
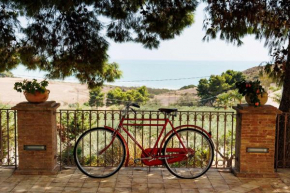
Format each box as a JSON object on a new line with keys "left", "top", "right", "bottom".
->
{"left": 11, "top": 60, "right": 262, "bottom": 90}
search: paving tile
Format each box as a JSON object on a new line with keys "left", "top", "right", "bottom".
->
{"left": 148, "top": 183, "right": 164, "bottom": 188}
{"left": 149, "top": 188, "right": 166, "bottom": 193}
{"left": 44, "top": 186, "right": 65, "bottom": 192}
{"left": 114, "top": 187, "right": 131, "bottom": 193}
{"left": 97, "top": 187, "right": 114, "bottom": 193}
{"left": 132, "top": 178, "right": 148, "bottom": 183}
{"left": 198, "top": 188, "right": 216, "bottom": 193}
{"left": 148, "top": 178, "right": 164, "bottom": 184}
{"left": 66, "top": 181, "right": 84, "bottom": 187}
{"left": 99, "top": 182, "right": 116, "bottom": 188}
{"left": 82, "top": 182, "right": 99, "bottom": 188}
{"left": 230, "top": 186, "right": 251, "bottom": 193}
{"left": 132, "top": 187, "right": 149, "bottom": 193}
{"left": 115, "top": 182, "right": 131, "bottom": 188}
{"left": 165, "top": 188, "right": 182, "bottom": 193}
{"left": 181, "top": 189, "right": 199, "bottom": 193}
{"left": 3, "top": 167, "right": 290, "bottom": 193}
{"left": 164, "top": 183, "right": 181, "bottom": 189}
{"left": 245, "top": 188, "right": 264, "bottom": 193}
{"left": 63, "top": 186, "right": 82, "bottom": 192}
{"left": 131, "top": 183, "right": 148, "bottom": 189}
{"left": 180, "top": 183, "right": 197, "bottom": 189}
{"left": 80, "top": 187, "right": 99, "bottom": 192}
{"left": 195, "top": 183, "right": 213, "bottom": 189}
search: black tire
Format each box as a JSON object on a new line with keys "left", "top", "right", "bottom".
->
{"left": 74, "top": 127, "right": 126, "bottom": 178}
{"left": 163, "top": 128, "right": 214, "bottom": 179}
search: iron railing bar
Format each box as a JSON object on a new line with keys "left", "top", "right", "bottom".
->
{"left": 7, "top": 110, "right": 10, "bottom": 165}
{"left": 276, "top": 114, "right": 280, "bottom": 171}
{"left": 283, "top": 114, "right": 287, "bottom": 168}
{"left": 231, "top": 113, "right": 234, "bottom": 167}
{"left": 216, "top": 112, "right": 219, "bottom": 168}
{"left": 14, "top": 110, "right": 17, "bottom": 168}
{"left": 224, "top": 113, "right": 227, "bottom": 168}
{"left": 0, "top": 111, "right": 2, "bottom": 166}
{"left": 59, "top": 111, "right": 62, "bottom": 170}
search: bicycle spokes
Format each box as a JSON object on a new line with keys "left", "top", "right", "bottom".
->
{"left": 163, "top": 128, "right": 214, "bottom": 179}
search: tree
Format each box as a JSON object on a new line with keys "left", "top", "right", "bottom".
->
{"left": 214, "top": 90, "right": 243, "bottom": 109}
{"left": 88, "top": 87, "right": 104, "bottom": 107}
{"left": 0, "top": 1, "right": 197, "bottom": 88}
{"left": 203, "top": 0, "right": 290, "bottom": 112}
{"left": 197, "top": 70, "right": 245, "bottom": 105}
{"left": 180, "top": 84, "right": 196, "bottom": 90}
{"left": 106, "top": 86, "right": 149, "bottom": 106}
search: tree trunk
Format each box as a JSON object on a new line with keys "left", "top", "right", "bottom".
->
{"left": 279, "top": 42, "right": 290, "bottom": 113}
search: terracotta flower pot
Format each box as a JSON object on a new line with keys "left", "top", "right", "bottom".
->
{"left": 24, "top": 90, "right": 50, "bottom": 103}
{"left": 245, "top": 92, "right": 268, "bottom": 106}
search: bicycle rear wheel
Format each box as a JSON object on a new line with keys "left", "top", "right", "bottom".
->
{"left": 163, "top": 128, "right": 214, "bottom": 179}
{"left": 74, "top": 127, "right": 126, "bottom": 178}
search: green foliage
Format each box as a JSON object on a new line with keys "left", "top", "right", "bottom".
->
{"left": 88, "top": 87, "right": 104, "bottom": 107}
{"left": 13, "top": 79, "right": 48, "bottom": 94}
{"left": 0, "top": 1, "right": 197, "bottom": 88}
{"left": 261, "top": 63, "right": 285, "bottom": 87}
{"left": 179, "top": 84, "right": 196, "bottom": 90}
{"left": 272, "top": 93, "right": 282, "bottom": 104}
{"left": 197, "top": 70, "right": 245, "bottom": 105}
{"left": 106, "top": 86, "right": 149, "bottom": 106}
{"left": 269, "top": 86, "right": 281, "bottom": 92}
{"left": 215, "top": 90, "right": 242, "bottom": 109}
{"left": 236, "top": 79, "right": 266, "bottom": 106}
{"left": 203, "top": 0, "right": 290, "bottom": 111}
{"left": 0, "top": 71, "right": 13, "bottom": 77}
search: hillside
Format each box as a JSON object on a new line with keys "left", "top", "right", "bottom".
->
{"left": 0, "top": 66, "right": 281, "bottom": 109}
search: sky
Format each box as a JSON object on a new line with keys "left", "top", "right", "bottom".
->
{"left": 11, "top": 3, "right": 272, "bottom": 88}
{"left": 17, "top": 3, "right": 270, "bottom": 63}
{"left": 107, "top": 4, "right": 270, "bottom": 62}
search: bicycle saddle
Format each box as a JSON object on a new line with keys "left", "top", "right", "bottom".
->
{"left": 158, "top": 108, "right": 178, "bottom": 113}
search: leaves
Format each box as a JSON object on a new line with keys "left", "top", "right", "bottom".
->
{"left": 197, "top": 70, "right": 245, "bottom": 105}
{"left": 0, "top": 0, "right": 198, "bottom": 88}
{"left": 106, "top": 86, "right": 149, "bottom": 106}
{"left": 13, "top": 79, "right": 49, "bottom": 94}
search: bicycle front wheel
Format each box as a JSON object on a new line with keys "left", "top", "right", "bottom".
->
{"left": 74, "top": 127, "right": 126, "bottom": 178}
{"left": 163, "top": 128, "right": 214, "bottom": 179}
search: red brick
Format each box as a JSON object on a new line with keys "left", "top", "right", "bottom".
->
{"left": 232, "top": 104, "right": 281, "bottom": 177}
{"left": 12, "top": 101, "right": 60, "bottom": 175}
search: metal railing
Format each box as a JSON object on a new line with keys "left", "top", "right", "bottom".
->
{"left": 57, "top": 110, "right": 236, "bottom": 169}
{"left": 276, "top": 112, "right": 290, "bottom": 168}
{"left": 0, "top": 109, "right": 17, "bottom": 167}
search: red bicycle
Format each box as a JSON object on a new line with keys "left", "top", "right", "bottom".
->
{"left": 74, "top": 103, "right": 214, "bottom": 179}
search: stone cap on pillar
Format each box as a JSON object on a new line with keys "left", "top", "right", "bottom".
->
{"left": 233, "top": 104, "right": 282, "bottom": 115}
{"left": 12, "top": 101, "right": 60, "bottom": 111}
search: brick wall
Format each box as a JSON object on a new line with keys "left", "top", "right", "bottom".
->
{"left": 233, "top": 104, "right": 281, "bottom": 178}
{"left": 12, "top": 101, "right": 60, "bottom": 174}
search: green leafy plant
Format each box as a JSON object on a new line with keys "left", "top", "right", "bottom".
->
{"left": 14, "top": 79, "right": 48, "bottom": 94}
{"left": 235, "top": 80, "right": 266, "bottom": 107}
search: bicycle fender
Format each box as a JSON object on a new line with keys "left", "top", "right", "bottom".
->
{"left": 104, "top": 126, "right": 130, "bottom": 167}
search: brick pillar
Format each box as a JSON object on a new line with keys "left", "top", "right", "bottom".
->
{"left": 12, "top": 101, "right": 60, "bottom": 175}
{"left": 232, "top": 104, "right": 281, "bottom": 178}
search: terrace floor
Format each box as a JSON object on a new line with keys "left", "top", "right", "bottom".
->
{"left": 1, "top": 167, "right": 290, "bottom": 193}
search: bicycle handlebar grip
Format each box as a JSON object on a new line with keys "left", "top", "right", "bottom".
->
{"left": 131, "top": 103, "right": 140, "bottom": 108}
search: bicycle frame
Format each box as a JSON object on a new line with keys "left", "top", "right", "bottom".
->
{"left": 102, "top": 114, "right": 212, "bottom": 167}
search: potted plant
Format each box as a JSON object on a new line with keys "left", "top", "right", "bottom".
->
{"left": 235, "top": 79, "right": 268, "bottom": 107}
{"left": 14, "top": 79, "right": 50, "bottom": 103}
